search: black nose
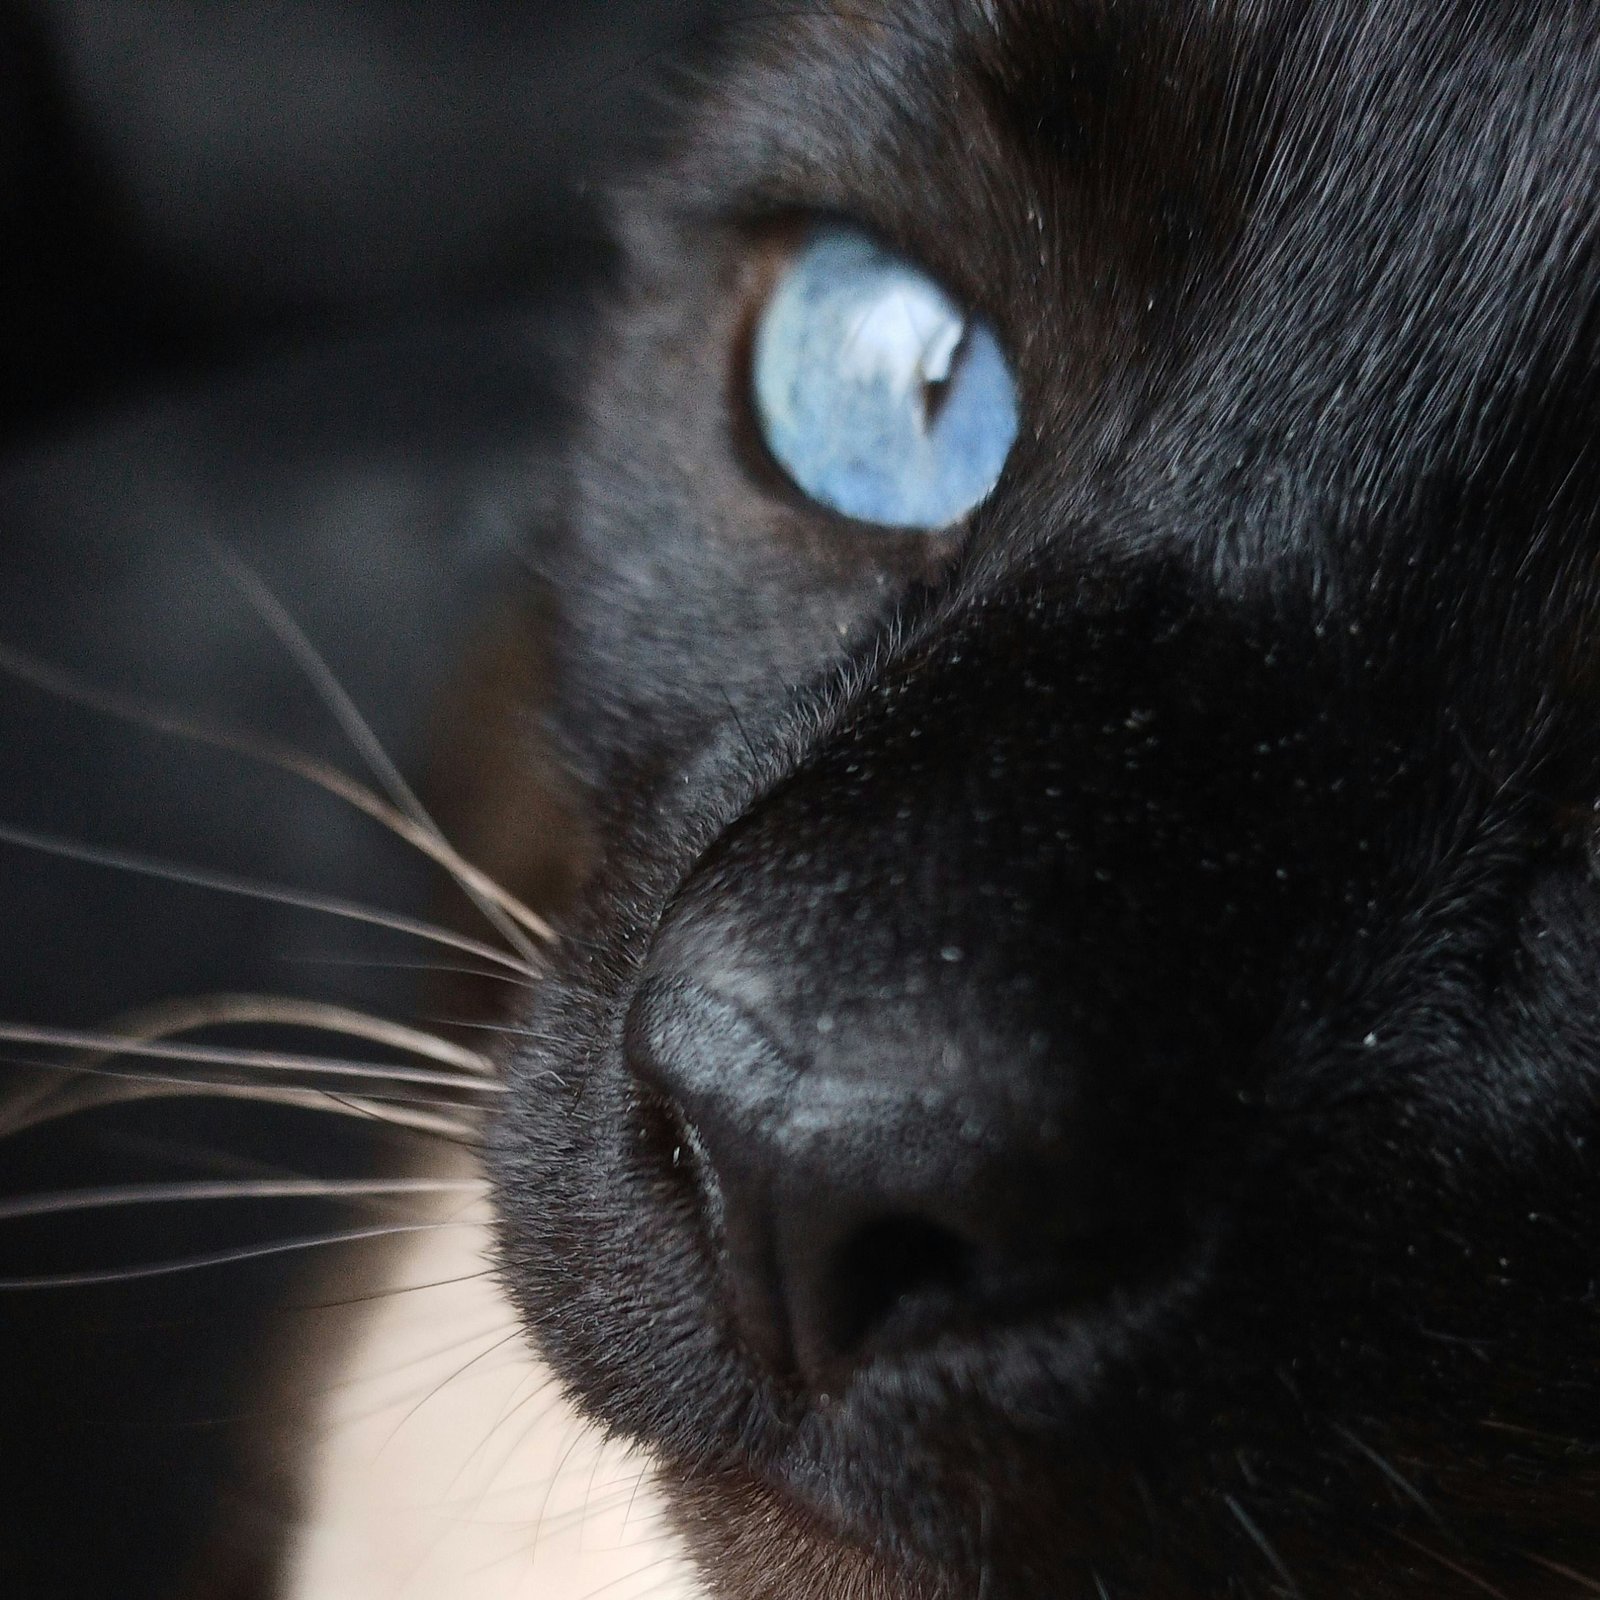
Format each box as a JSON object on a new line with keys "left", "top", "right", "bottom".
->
{"left": 625, "top": 972, "right": 1167, "bottom": 1394}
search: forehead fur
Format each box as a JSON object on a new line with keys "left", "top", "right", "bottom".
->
{"left": 631, "top": 0, "right": 1600, "bottom": 674}
{"left": 668, "top": 0, "right": 1600, "bottom": 489}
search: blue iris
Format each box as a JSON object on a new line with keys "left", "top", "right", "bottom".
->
{"left": 752, "top": 227, "right": 1020, "bottom": 530}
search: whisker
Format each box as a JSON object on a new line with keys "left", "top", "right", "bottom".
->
{"left": 978, "top": 1488, "right": 994, "bottom": 1600}
{"left": 0, "top": 1176, "right": 483, "bottom": 1223}
{"left": 0, "top": 1051, "right": 484, "bottom": 1127}
{"left": 0, "top": 1219, "right": 480, "bottom": 1290}
{"left": 423, "top": 1016, "right": 545, "bottom": 1036}
{"left": 214, "top": 553, "right": 551, "bottom": 958}
{"left": 0, "top": 990, "right": 501, "bottom": 1145}
{"left": 0, "top": 818, "right": 539, "bottom": 978}
{"left": 0, "top": 636, "right": 554, "bottom": 955}
{"left": 283, "top": 1265, "right": 495, "bottom": 1312}
{"left": 57, "top": 992, "right": 501, "bottom": 1078}
{"left": 1222, "top": 1494, "right": 1304, "bottom": 1600}
{"left": 0, "top": 1063, "right": 80, "bottom": 1135}
{"left": 621, "top": 1458, "right": 651, "bottom": 1537}
{"left": 463, "top": 1380, "right": 576, "bottom": 1509}
{"left": 534, "top": 1422, "right": 597, "bottom": 1559}
{"left": 382, "top": 1327, "right": 528, "bottom": 1446}
{"left": 212, "top": 552, "right": 429, "bottom": 831}
{"left": 1525, "top": 1554, "right": 1600, "bottom": 1594}
{"left": 0, "top": 1067, "right": 478, "bottom": 1143}
{"left": 572, "top": 1551, "right": 685, "bottom": 1600}
{"left": 460, "top": 1476, "right": 658, "bottom": 1536}
{"left": 423, "top": 1016, "right": 567, "bottom": 1047}
{"left": 1392, "top": 1533, "right": 1511, "bottom": 1599}
{"left": 439, "top": 1473, "right": 644, "bottom": 1525}
{"left": 1478, "top": 1418, "right": 1588, "bottom": 1447}
{"left": 279, "top": 950, "right": 533, "bottom": 987}
{"left": 1332, "top": 1424, "right": 1448, "bottom": 1532}
{"left": 0, "top": 1023, "right": 503, "bottom": 1095}
{"left": 322, "top": 1317, "right": 523, "bottom": 1403}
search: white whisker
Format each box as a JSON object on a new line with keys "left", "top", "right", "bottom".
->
{"left": 0, "top": 1176, "right": 483, "bottom": 1223}
{"left": 0, "top": 1219, "right": 480, "bottom": 1290}
{"left": 216, "top": 552, "right": 553, "bottom": 956}
{"left": 280, "top": 950, "right": 534, "bottom": 987}
{"left": 0, "top": 1069, "right": 478, "bottom": 1142}
{"left": 0, "top": 1023, "right": 503, "bottom": 1094}
{"left": 0, "top": 636, "right": 555, "bottom": 955}
{"left": 71, "top": 992, "right": 501, "bottom": 1079}
{"left": 0, "top": 818, "right": 539, "bottom": 978}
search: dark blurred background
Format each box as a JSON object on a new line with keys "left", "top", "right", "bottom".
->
{"left": 0, "top": 3, "right": 719, "bottom": 1593}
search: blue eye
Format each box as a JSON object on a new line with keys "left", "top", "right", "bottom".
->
{"left": 751, "top": 227, "right": 1020, "bottom": 530}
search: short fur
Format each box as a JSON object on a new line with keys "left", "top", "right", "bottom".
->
{"left": 485, "top": 3, "right": 1600, "bottom": 1597}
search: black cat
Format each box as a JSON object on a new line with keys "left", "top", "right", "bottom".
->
{"left": 8, "top": 1, "right": 1600, "bottom": 1596}
{"left": 487, "top": 2, "right": 1600, "bottom": 1597}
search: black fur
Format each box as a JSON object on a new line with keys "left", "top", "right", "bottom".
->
{"left": 490, "top": 2, "right": 1600, "bottom": 1597}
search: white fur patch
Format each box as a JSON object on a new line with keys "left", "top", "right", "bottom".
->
{"left": 283, "top": 1187, "right": 700, "bottom": 1600}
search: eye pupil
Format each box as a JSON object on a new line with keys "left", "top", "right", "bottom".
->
{"left": 915, "top": 312, "right": 963, "bottom": 388}
{"left": 752, "top": 228, "right": 1020, "bottom": 530}
{"left": 919, "top": 329, "right": 967, "bottom": 428}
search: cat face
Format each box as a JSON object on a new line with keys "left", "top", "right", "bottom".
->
{"left": 491, "top": 2, "right": 1600, "bottom": 1595}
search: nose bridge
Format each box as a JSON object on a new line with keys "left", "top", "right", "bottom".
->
{"left": 698, "top": 579, "right": 1336, "bottom": 1043}
{"left": 621, "top": 582, "right": 1371, "bottom": 1387}
{"left": 628, "top": 971, "right": 1051, "bottom": 1189}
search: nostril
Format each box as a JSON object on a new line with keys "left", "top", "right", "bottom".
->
{"left": 626, "top": 973, "right": 1114, "bottom": 1391}
{"left": 634, "top": 1084, "right": 712, "bottom": 1212}
{"left": 826, "top": 1215, "right": 978, "bottom": 1363}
